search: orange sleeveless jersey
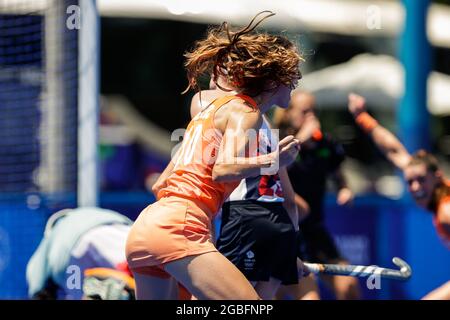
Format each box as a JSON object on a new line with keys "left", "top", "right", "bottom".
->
{"left": 158, "top": 94, "right": 258, "bottom": 215}
{"left": 433, "top": 179, "right": 450, "bottom": 244}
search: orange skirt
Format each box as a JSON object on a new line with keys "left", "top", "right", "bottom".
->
{"left": 125, "top": 196, "right": 217, "bottom": 277}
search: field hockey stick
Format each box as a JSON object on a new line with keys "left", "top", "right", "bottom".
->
{"left": 304, "top": 257, "right": 412, "bottom": 281}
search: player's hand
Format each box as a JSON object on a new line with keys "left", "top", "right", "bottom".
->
{"left": 297, "top": 259, "right": 310, "bottom": 278}
{"left": 295, "top": 114, "right": 321, "bottom": 144}
{"left": 337, "top": 187, "right": 354, "bottom": 206}
{"left": 348, "top": 93, "right": 367, "bottom": 116}
{"left": 278, "top": 135, "right": 300, "bottom": 167}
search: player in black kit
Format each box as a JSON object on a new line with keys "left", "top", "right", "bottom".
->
{"left": 216, "top": 112, "right": 307, "bottom": 300}
{"left": 274, "top": 91, "right": 360, "bottom": 300}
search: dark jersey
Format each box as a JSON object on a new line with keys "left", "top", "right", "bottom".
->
{"left": 288, "top": 133, "right": 345, "bottom": 223}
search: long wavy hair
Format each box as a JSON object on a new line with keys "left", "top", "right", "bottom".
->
{"left": 183, "top": 11, "right": 303, "bottom": 97}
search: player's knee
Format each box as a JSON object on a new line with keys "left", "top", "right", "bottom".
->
{"left": 335, "top": 278, "right": 360, "bottom": 300}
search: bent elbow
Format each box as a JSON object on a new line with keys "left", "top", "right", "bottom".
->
{"left": 151, "top": 184, "right": 159, "bottom": 195}
{"left": 151, "top": 180, "right": 165, "bottom": 195}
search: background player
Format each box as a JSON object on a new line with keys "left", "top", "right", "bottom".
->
{"left": 274, "top": 91, "right": 361, "bottom": 300}
{"left": 348, "top": 93, "right": 450, "bottom": 300}
{"left": 26, "top": 208, "right": 134, "bottom": 300}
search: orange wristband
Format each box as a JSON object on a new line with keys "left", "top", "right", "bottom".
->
{"left": 312, "top": 129, "right": 323, "bottom": 141}
{"left": 355, "top": 112, "right": 378, "bottom": 133}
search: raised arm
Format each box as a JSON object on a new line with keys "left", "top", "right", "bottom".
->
{"left": 348, "top": 93, "right": 411, "bottom": 170}
{"left": 294, "top": 113, "right": 321, "bottom": 144}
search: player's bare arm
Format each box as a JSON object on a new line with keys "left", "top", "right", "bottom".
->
{"left": 331, "top": 168, "right": 354, "bottom": 206}
{"left": 151, "top": 149, "right": 179, "bottom": 196}
{"left": 279, "top": 167, "right": 300, "bottom": 230}
{"left": 212, "top": 101, "right": 299, "bottom": 182}
{"left": 348, "top": 93, "right": 411, "bottom": 170}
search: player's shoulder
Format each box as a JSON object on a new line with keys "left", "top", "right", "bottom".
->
{"left": 221, "top": 99, "right": 262, "bottom": 132}
{"left": 217, "top": 94, "right": 261, "bottom": 123}
{"left": 208, "top": 93, "right": 261, "bottom": 132}
{"left": 191, "top": 90, "right": 258, "bottom": 116}
{"left": 190, "top": 90, "right": 215, "bottom": 118}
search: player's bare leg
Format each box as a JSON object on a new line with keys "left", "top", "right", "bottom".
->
{"left": 254, "top": 278, "right": 282, "bottom": 300}
{"left": 320, "top": 272, "right": 361, "bottom": 300}
{"left": 133, "top": 273, "right": 178, "bottom": 300}
{"left": 422, "top": 281, "right": 450, "bottom": 300}
{"left": 164, "top": 252, "right": 260, "bottom": 300}
{"left": 276, "top": 274, "right": 320, "bottom": 300}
